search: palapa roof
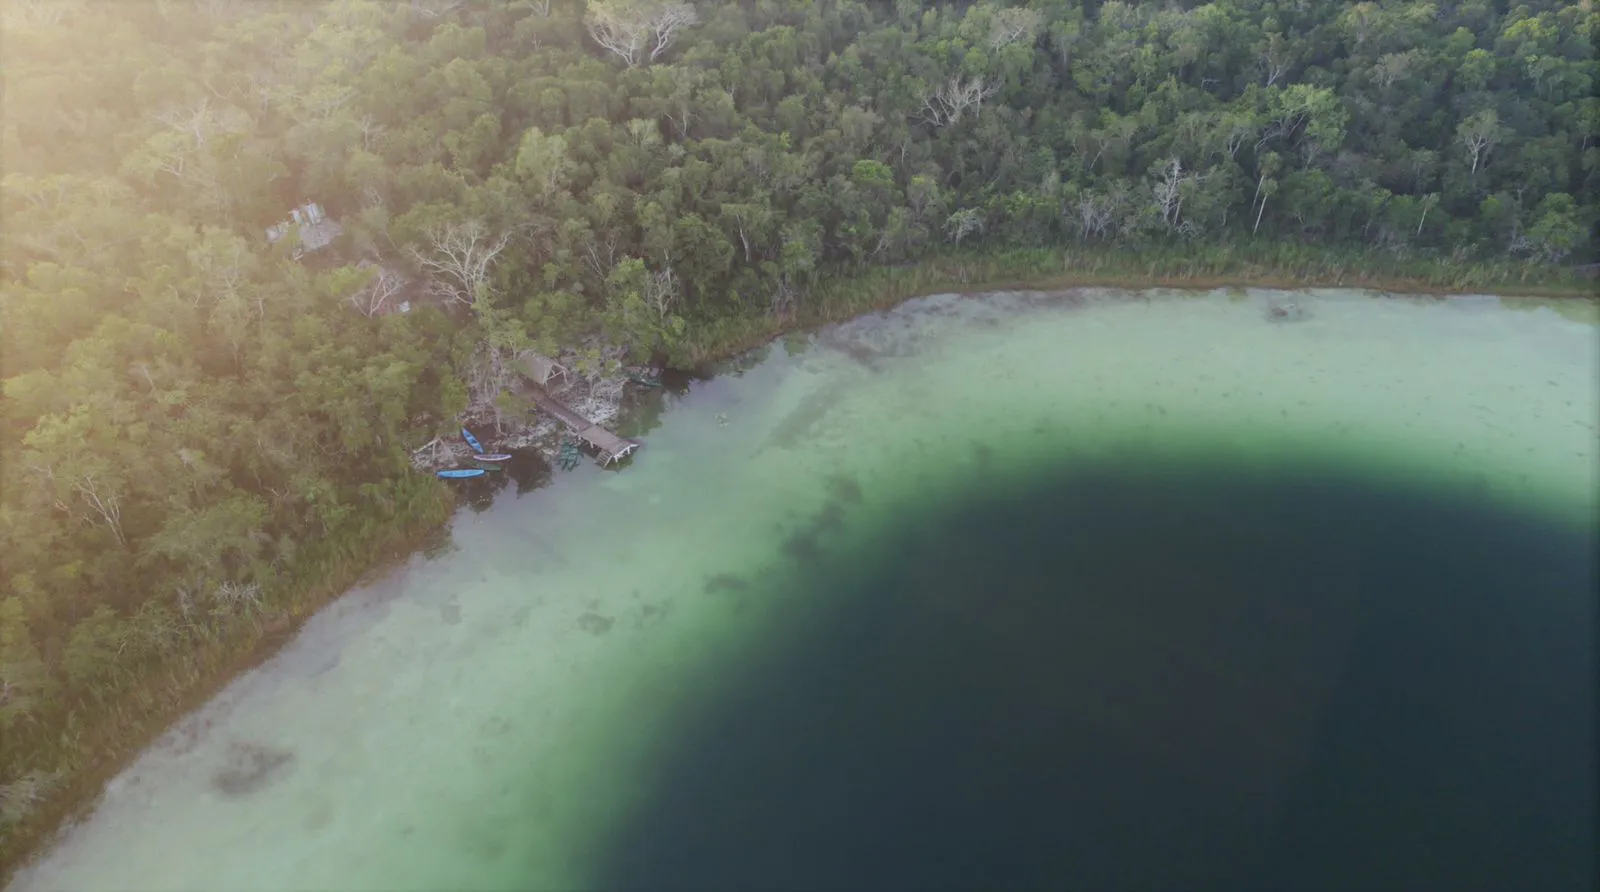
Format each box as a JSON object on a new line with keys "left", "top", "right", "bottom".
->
{"left": 518, "top": 351, "right": 568, "bottom": 385}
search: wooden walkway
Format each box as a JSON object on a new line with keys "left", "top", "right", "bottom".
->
{"left": 516, "top": 381, "right": 639, "bottom": 465}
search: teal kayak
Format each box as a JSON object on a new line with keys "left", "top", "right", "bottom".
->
{"left": 437, "top": 468, "right": 487, "bottom": 479}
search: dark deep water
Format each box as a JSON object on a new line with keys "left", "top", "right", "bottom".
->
{"left": 587, "top": 459, "right": 1597, "bottom": 892}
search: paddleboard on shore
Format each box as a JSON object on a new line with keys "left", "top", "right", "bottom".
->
{"left": 437, "top": 468, "right": 487, "bottom": 479}
{"left": 461, "top": 427, "right": 486, "bottom": 454}
{"left": 472, "top": 453, "right": 512, "bottom": 462}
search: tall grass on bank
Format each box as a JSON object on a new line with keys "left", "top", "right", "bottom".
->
{"left": 678, "top": 241, "right": 1594, "bottom": 365}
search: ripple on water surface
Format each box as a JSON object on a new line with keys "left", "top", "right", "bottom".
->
{"left": 8, "top": 289, "right": 1596, "bottom": 892}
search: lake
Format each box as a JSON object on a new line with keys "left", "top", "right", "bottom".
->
{"left": 9, "top": 288, "right": 1597, "bottom": 892}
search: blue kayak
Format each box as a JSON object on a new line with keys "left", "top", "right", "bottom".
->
{"left": 461, "top": 427, "right": 486, "bottom": 454}
{"left": 437, "top": 468, "right": 487, "bottom": 479}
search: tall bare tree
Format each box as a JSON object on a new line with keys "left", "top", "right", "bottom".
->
{"left": 642, "top": 266, "right": 679, "bottom": 319}
{"left": 406, "top": 220, "right": 511, "bottom": 308}
{"left": 988, "top": 6, "right": 1042, "bottom": 50}
{"left": 408, "top": 0, "right": 463, "bottom": 18}
{"left": 31, "top": 463, "right": 129, "bottom": 549}
{"left": 919, "top": 75, "right": 999, "bottom": 128}
{"left": 584, "top": 0, "right": 699, "bottom": 67}
{"left": 1073, "top": 193, "right": 1118, "bottom": 241}
{"left": 1152, "top": 158, "right": 1197, "bottom": 231}
{"left": 1256, "top": 31, "right": 1293, "bottom": 86}
{"left": 350, "top": 264, "right": 407, "bottom": 317}
{"left": 944, "top": 208, "right": 984, "bottom": 244}
{"left": 1457, "top": 110, "right": 1506, "bottom": 175}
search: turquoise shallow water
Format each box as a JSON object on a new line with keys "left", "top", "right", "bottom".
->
{"left": 8, "top": 289, "right": 1597, "bottom": 891}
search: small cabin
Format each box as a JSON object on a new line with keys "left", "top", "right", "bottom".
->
{"left": 266, "top": 202, "right": 343, "bottom": 258}
{"left": 518, "top": 351, "right": 570, "bottom": 387}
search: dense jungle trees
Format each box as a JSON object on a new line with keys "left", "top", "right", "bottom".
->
{"left": 1, "top": 0, "right": 1595, "bottom": 851}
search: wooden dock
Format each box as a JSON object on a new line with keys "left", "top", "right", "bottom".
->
{"left": 516, "top": 381, "right": 639, "bottom": 465}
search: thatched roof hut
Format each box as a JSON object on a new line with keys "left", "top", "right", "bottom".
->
{"left": 518, "top": 351, "right": 569, "bottom": 386}
{"left": 265, "top": 202, "right": 342, "bottom": 258}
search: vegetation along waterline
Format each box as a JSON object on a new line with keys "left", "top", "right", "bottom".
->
{"left": 2, "top": 0, "right": 1596, "bottom": 878}
{"left": 667, "top": 242, "right": 1595, "bottom": 363}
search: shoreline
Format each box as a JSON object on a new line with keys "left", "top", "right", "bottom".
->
{"left": 3, "top": 266, "right": 1593, "bottom": 885}
{"left": 677, "top": 255, "right": 1595, "bottom": 365}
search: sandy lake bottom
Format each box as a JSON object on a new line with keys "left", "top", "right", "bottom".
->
{"left": 9, "top": 288, "right": 1597, "bottom": 892}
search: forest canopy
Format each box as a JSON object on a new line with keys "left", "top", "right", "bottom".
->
{"left": 1, "top": 0, "right": 1595, "bottom": 853}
